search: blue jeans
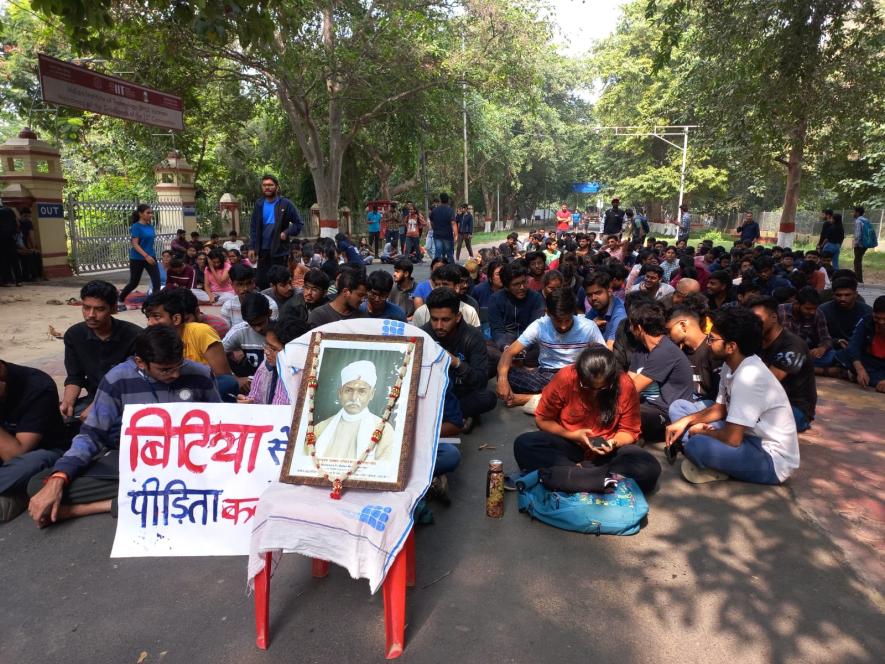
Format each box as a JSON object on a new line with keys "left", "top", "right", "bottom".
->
{"left": 434, "top": 238, "right": 454, "bottom": 264}
{"left": 404, "top": 236, "right": 422, "bottom": 261}
{"left": 434, "top": 443, "right": 461, "bottom": 477}
{"left": 0, "top": 448, "right": 62, "bottom": 494}
{"left": 216, "top": 374, "right": 240, "bottom": 403}
{"left": 812, "top": 348, "right": 837, "bottom": 368}
{"left": 684, "top": 432, "right": 780, "bottom": 485}
{"left": 792, "top": 406, "right": 811, "bottom": 433}
{"left": 822, "top": 242, "right": 841, "bottom": 269}
{"left": 668, "top": 398, "right": 712, "bottom": 423}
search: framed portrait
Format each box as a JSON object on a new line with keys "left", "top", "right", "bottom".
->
{"left": 280, "top": 332, "right": 423, "bottom": 493}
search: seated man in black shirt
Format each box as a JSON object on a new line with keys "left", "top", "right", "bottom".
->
{"left": 749, "top": 297, "right": 817, "bottom": 432}
{"left": 627, "top": 300, "right": 695, "bottom": 442}
{"left": 422, "top": 288, "right": 496, "bottom": 431}
{"left": 819, "top": 277, "right": 872, "bottom": 373}
{"left": 1, "top": 360, "right": 67, "bottom": 521}
{"left": 61, "top": 280, "right": 142, "bottom": 421}
{"left": 278, "top": 268, "right": 331, "bottom": 323}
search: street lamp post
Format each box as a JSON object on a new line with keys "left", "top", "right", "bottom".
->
{"left": 595, "top": 125, "right": 698, "bottom": 212}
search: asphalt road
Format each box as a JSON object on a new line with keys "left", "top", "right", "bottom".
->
{"left": 2, "top": 258, "right": 883, "bottom": 664}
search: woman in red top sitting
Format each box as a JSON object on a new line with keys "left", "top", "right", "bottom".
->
{"left": 513, "top": 344, "right": 661, "bottom": 494}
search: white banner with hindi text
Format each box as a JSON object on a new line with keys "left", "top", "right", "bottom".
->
{"left": 111, "top": 403, "right": 292, "bottom": 557}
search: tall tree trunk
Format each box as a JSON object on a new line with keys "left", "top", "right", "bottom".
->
{"left": 483, "top": 187, "right": 494, "bottom": 222}
{"left": 778, "top": 120, "right": 807, "bottom": 248}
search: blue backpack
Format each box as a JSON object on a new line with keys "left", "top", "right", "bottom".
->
{"left": 516, "top": 471, "right": 648, "bottom": 536}
{"left": 859, "top": 217, "right": 878, "bottom": 249}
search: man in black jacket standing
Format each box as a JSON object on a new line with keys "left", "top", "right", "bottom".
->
{"left": 602, "top": 197, "right": 625, "bottom": 238}
{"left": 249, "top": 175, "right": 303, "bottom": 289}
{"left": 423, "top": 288, "right": 496, "bottom": 430}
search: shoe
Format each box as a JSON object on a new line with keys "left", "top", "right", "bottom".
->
{"left": 503, "top": 473, "right": 522, "bottom": 491}
{"left": 0, "top": 492, "right": 28, "bottom": 522}
{"left": 427, "top": 475, "right": 451, "bottom": 505}
{"left": 680, "top": 459, "right": 729, "bottom": 484}
{"left": 462, "top": 416, "right": 476, "bottom": 434}
{"left": 665, "top": 431, "right": 686, "bottom": 465}
{"left": 521, "top": 393, "right": 541, "bottom": 415}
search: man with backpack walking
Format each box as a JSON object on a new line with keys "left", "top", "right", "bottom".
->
{"left": 853, "top": 206, "right": 877, "bottom": 283}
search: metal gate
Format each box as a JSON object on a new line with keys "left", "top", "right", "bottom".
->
{"left": 67, "top": 200, "right": 183, "bottom": 273}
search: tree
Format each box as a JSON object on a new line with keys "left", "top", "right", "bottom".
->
{"left": 33, "top": 0, "right": 553, "bottom": 237}
{"left": 648, "top": 0, "right": 885, "bottom": 245}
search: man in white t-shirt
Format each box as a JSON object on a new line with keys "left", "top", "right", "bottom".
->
{"left": 665, "top": 307, "right": 799, "bottom": 485}
{"left": 222, "top": 230, "right": 244, "bottom": 252}
{"left": 496, "top": 288, "right": 604, "bottom": 408}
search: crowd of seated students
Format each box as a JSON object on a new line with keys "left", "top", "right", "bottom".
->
{"left": 3, "top": 222, "right": 884, "bottom": 524}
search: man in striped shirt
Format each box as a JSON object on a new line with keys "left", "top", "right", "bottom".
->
{"left": 497, "top": 288, "right": 605, "bottom": 408}
{"left": 26, "top": 325, "right": 220, "bottom": 528}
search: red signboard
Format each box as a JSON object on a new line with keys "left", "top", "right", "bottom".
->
{"left": 38, "top": 53, "right": 184, "bottom": 131}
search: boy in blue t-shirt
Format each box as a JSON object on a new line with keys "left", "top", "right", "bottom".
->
{"left": 366, "top": 205, "right": 382, "bottom": 257}
{"left": 496, "top": 288, "right": 604, "bottom": 407}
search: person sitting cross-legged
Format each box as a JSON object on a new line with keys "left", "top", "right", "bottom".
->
{"left": 239, "top": 316, "right": 310, "bottom": 406}
{"left": 421, "top": 287, "right": 497, "bottom": 431}
{"left": 847, "top": 295, "right": 885, "bottom": 392}
{"left": 220, "top": 262, "right": 279, "bottom": 328}
{"left": 307, "top": 267, "right": 368, "bottom": 328}
{"left": 278, "top": 268, "right": 330, "bottom": 324}
{"left": 749, "top": 296, "right": 817, "bottom": 432}
{"left": 627, "top": 300, "right": 695, "bottom": 442}
{"left": 27, "top": 325, "right": 221, "bottom": 527}
{"left": 584, "top": 270, "right": 627, "bottom": 350}
{"left": 223, "top": 291, "right": 275, "bottom": 377}
{"left": 665, "top": 307, "right": 799, "bottom": 485}
{"left": 60, "top": 280, "right": 142, "bottom": 422}
{"left": 513, "top": 344, "right": 661, "bottom": 495}
{"left": 488, "top": 260, "right": 546, "bottom": 366}
{"left": 497, "top": 288, "right": 604, "bottom": 409}
{"left": 0, "top": 359, "right": 68, "bottom": 521}
{"left": 359, "top": 270, "right": 407, "bottom": 321}
{"left": 778, "top": 286, "right": 835, "bottom": 372}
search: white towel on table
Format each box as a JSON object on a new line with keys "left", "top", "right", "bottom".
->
{"left": 247, "top": 319, "right": 449, "bottom": 593}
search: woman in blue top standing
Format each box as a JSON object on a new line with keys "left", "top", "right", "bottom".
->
{"left": 118, "top": 204, "right": 160, "bottom": 307}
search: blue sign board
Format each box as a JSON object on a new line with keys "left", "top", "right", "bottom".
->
{"left": 572, "top": 182, "right": 601, "bottom": 194}
{"left": 37, "top": 202, "right": 64, "bottom": 218}
{"left": 183, "top": 206, "right": 197, "bottom": 216}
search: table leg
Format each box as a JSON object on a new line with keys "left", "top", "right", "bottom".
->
{"left": 255, "top": 551, "right": 272, "bottom": 650}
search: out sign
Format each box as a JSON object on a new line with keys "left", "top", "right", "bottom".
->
{"left": 37, "top": 202, "right": 64, "bottom": 219}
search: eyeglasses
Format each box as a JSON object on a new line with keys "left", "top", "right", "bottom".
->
{"left": 263, "top": 343, "right": 284, "bottom": 354}
{"left": 706, "top": 333, "right": 725, "bottom": 345}
{"left": 367, "top": 290, "right": 388, "bottom": 301}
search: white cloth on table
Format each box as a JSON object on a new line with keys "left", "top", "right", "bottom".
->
{"left": 247, "top": 318, "right": 449, "bottom": 594}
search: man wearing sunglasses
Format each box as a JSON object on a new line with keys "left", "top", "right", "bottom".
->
{"left": 665, "top": 307, "right": 799, "bottom": 485}
{"left": 26, "top": 325, "right": 220, "bottom": 528}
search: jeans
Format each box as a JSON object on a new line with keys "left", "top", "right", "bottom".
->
{"left": 513, "top": 431, "right": 661, "bottom": 495}
{"left": 854, "top": 246, "right": 867, "bottom": 283}
{"left": 0, "top": 448, "right": 61, "bottom": 494}
{"left": 822, "top": 242, "right": 842, "bottom": 269}
{"left": 434, "top": 443, "right": 461, "bottom": 477}
{"left": 368, "top": 232, "right": 380, "bottom": 256}
{"left": 434, "top": 238, "right": 454, "bottom": 264}
{"left": 404, "top": 236, "right": 422, "bottom": 262}
{"left": 456, "top": 234, "right": 473, "bottom": 260}
{"left": 119, "top": 258, "right": 161, "bottom": 301}
{"left": 792, "top": 406, "right": 811, "bottom": 433}
{"left": 668, "top": 398, "right": 712, "bottom": 423}
{"left": 812, "top": 348, "right": 837, "bottom": 368}
{"left": 683, "top": 432, "right": 780, "bottom": 485}
{"left": 216, "top": 374, "right": 240, "bottom": 403}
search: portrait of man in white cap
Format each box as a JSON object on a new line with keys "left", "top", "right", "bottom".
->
{"left": 311, "top": 359, "right": 395, "bottom": 462}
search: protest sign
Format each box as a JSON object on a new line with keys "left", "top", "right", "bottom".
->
{"left": 111, "top": 403, "right": 291, "bottom": 557}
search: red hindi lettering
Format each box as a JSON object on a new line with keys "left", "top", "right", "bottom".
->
{"left": 220, "top": 497, "right": 259, "bottom": 525}
{"left": 126, "top": 407, "right": 173, "bottom": 471}
{"left": 176, "top": 409, "right": 214, "bottom": 474}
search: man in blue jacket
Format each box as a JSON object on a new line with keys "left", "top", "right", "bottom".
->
{"left": 488, "top": 261, "right": 545, "bottom": 365}
{"left": 249, "top": 174, "right": 303, "bottom": 289}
